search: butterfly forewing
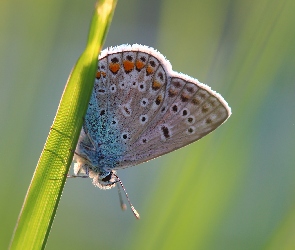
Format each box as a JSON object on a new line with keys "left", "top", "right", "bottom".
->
{"left": 77, "top": 44, "right": 231, "bottom": 172}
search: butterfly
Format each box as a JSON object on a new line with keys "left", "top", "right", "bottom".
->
{"left": 72, "top": 44, "right": 231, "bottom": 218}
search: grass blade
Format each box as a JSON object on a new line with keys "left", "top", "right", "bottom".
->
{"left": 9, "top": 1, "right": 117, "bottom": 249}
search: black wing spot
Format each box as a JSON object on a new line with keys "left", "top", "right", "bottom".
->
{"left": 111, "top": 57, "right": 119, "bottom": 63}
{"left": 161, "top": 126, "right": 170, "bottom": 139}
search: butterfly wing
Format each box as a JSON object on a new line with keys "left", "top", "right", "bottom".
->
{"left": 82, "top": 44, "right": 231, "bottom": 170}
{"left": 122, "top": 74, "right": 231, "bottom": 167}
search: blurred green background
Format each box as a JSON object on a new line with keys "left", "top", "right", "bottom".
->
{"left": 1, "top": 0, "right": 294, "bottom": 249}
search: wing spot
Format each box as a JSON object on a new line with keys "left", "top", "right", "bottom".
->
{"left": 171, "top": 104, "right": 178, "bottom": 113}
{"left": 200, "top": 92, "right": 207, "bottom": 99}
{"left": 152, "top": 80, "right": 161, "bottom": 91}
{"left": 181, "top": 94, "right": 189, "bottom": 102}
{"left": 161, "top": 126, "right": 170, "bottom": 139}
{"left": 173, "top": 81, "right": 182, "bottom": 88}
{"left": 187, "top": 127, "right": 195, "bottom": 134}
{"left": 150, "top": 60, "right": 156, "bottom": 67}
{"left": 110, "top": 84, "right": 116, "bottom": 93}
{"left": 121, "top": 105, "right": 132, "bottom": 117}
{"left": 121, "top": 132, "right": 130, "bottom": 143}
{"left": 157, "top": 72, "right": 164, "bottom": 80}
{"left": 168, "top": 89, "right": 178, "bottom": 97}
{"left": 192, "top": 98, "right": 201, "bottom": 105}
{"left": 202, "top": 105, "right": 209, "bottom": 113}
{"left": 111, "top": 57, "right": 119, "bottom": 63}
{"left": 124, "top": 107, "right": 130, "bottom": 115}
{"left": 109, "top": 63, "right": 120, "bottom": 74}
{"left": 141, "top": 98, "right": 149, "bottom": 107}
{"left": 206, "top": 118, "right": 212, "bottom": 124}
{"left": 187, "top": 117, "right": 194, "bottom": 123}
{"left": 140, "top": 115, "right": 148, "bottom": 124}
{"left": 123, "top": 60, "right": 134, "bottom": 73}
{"left": 155, "top": 95, "right": 162, "bottom": 105}
{"left": 111, "top": 120, "right": 117, "bottom": 125}
{"left": 186, "top": 86, "right": 194, "bottom": 93}
{"left": 146, "top": 66, "right": 154, "bottom": 76}
{"left": 96, "top": 71, "right": 101, "bottom": 79}
{"left": 120, "top": 82, "right": 126, "bottom": 89}
{"left": 135, "top": 60, "right": 145, "bottom": 71}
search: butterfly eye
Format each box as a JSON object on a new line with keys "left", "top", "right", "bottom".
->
{"left": 101, "top": 172, "right": 113, "bottom": 182}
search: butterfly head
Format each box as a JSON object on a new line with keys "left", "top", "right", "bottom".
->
{"left": 94, "top": 170, "right": 118, "bottom": 190}
{"left": 73, "top": 156, "right": 117, "bottom": 189}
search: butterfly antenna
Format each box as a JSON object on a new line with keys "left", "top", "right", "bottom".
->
{"left": 116, "top": 183, "right": 127, "bottom": 211}
{"left": 114, "top": 174, "right": 140, "bottom": 219}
